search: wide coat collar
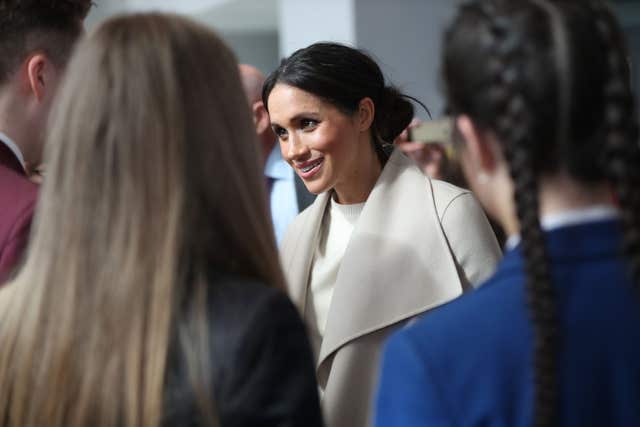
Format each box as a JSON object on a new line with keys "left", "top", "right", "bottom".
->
{"left": 283, "top": 150, "right": 465, "bottom": 383}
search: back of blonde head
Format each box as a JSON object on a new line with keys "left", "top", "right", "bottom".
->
{"left": 0, "top": 13, "right": 282, "bottom": 427}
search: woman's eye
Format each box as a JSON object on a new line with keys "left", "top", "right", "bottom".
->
{"left": 301, "top": 119, "right": 318, "bottom": 130}
{"left": 273, "top": 127, "right": 288, "bottom": 138}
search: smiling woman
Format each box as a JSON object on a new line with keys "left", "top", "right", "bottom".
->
{"left": 262, "top": 42, "right": 503, "bottom": 427}
{"left": 268, "top": 83, "right": 380, "bottom": 203}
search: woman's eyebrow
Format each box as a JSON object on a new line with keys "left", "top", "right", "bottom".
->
{"left": 288, "top": 112, "right": 321, "bottom": 122}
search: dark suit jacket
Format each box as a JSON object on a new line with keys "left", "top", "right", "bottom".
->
{"left": 376, "top": 219, "right": 640, "bottom": 427}
{"left": 0, "top": 140, "right": 37, "bottom": 283}
{"left": 163, "top": 274, "right": 323, "bottom": 427}
{"left": 294, "top": 173, "right": 314, "bottom": 212}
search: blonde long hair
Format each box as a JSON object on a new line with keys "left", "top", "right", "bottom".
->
{"left": 0, "top": 13, "right": 283, "bottom": 427}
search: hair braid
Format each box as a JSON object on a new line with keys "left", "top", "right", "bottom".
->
{"left": 478, "top": 2, "right": 559, "bottom": 425}
{"left": 589, "top": 1, "right": 640, "bottom": 287}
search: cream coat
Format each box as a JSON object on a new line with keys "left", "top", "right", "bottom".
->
{"left": 280, "top": 150, "right": 502, "bottom": 427}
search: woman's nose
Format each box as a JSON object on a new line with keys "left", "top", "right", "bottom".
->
{"left": 285, "top": 134, "right": 309, "bottom": 160}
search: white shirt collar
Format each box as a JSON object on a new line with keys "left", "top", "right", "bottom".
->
{"left": 505, "top": 205, "right": 620, "bottom": 250}
{"left": 0, "top": 131, "right": 26, "bottom": 170}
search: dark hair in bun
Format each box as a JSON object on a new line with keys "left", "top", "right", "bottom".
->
{"left": 262, "top": 42, "right": 418, "bottom": 162}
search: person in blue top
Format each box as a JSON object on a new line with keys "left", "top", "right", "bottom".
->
{"left": 375, "top": 1, "right": 640, "bottom": 426}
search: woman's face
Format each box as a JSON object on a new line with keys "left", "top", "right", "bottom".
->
{"left": 267, "top": 84, "right": 367, "bottom": 196}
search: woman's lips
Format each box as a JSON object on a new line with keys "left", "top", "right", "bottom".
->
{"left": 296, "top": 157, "right": 324, "bottom": 179}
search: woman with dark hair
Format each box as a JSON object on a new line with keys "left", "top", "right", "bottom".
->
{"left": 376, "top": 0, "right": 640, "bottom": 425}
{"left": 263, "top": 42, "right": 502, "bottom": 427}
{"left": 0, "top": 13, "right": 322, "bottom": 427}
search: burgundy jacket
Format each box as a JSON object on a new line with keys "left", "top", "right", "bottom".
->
{"left": 0, "top": 139, "right": 37, "bottom": 283}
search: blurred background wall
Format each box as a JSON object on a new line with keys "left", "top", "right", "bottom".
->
{"left": 85, "top": 0, "right": 640, "bottom": 118}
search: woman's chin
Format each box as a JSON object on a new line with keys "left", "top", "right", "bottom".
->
{"left": 303, "top": 180, "right": 330, "bottom": 195}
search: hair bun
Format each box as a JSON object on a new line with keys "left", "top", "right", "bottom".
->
{"left": 376, "top": 86, "right": 414, "bottom": 142}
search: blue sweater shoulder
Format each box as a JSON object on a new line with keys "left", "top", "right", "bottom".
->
{"left": 375, "top": 220, "right": 640, "bottom": 427}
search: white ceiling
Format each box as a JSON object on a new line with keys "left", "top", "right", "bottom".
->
{"left": 194, "top": 0, "right": 278, "bottom": 32}
{"left": 87, "top": 0, "right": 279, "bottom": 32}
{"left": 126, "top": 0, "right": 231, "bottom": 14}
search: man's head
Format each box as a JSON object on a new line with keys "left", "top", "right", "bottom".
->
{"left": 239, "top": 64, "right": 274, "bottom": 163}
{"left": 0, "top": 0, "right": 92, "bottom": 171}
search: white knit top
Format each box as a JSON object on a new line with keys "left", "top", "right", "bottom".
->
{"left": 307, "top": 195, "right": 365, "bottom": 337}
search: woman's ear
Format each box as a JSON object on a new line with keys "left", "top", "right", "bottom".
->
{"left": 357, "top": 97, "right": 375, "bottom": 131}
{"left": 456, "top": 115, "right": 497, "bottom": 174}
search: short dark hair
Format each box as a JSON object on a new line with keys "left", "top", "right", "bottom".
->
{"left": 262, "top": 42, "right": 417, "bottom": 162}
{"left": 0, "top": 0, "right": 92, "bottom": 83}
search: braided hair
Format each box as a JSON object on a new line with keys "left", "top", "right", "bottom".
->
{"left": 588, "top": 1, "right": 640, "bottom": 287}
{"left": 443, "top": 0, "right": 640, "bottom": 425}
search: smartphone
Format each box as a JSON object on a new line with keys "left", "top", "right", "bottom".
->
{"left": 407, "top": 118, "right": 453, "bottom": 145}
{"left": 407, "top": 117, "right": 457, "bottom": 159}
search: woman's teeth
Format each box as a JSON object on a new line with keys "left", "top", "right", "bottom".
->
{"left": 301, "top": 159, "right": 321, "bottom": 172}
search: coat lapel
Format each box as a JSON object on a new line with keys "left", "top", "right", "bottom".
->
{"left": 281, "top": 192, "right": 330, "bottom": 315}
{"left": 316, "top": 150, "right": 464, "bottom": 380}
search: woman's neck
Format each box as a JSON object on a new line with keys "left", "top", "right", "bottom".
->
{"left": 333, "top": 141, "right": 383, "bottom": 205}
{"left": 538, "top": 174, "right": 614, "bottom": 216}
{"left": 500, "top": 174, "right": 615, "bottom": 238}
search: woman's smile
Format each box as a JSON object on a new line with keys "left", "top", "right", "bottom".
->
{"left": 295, "top": 157, "right": 324, "bottom": 179}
